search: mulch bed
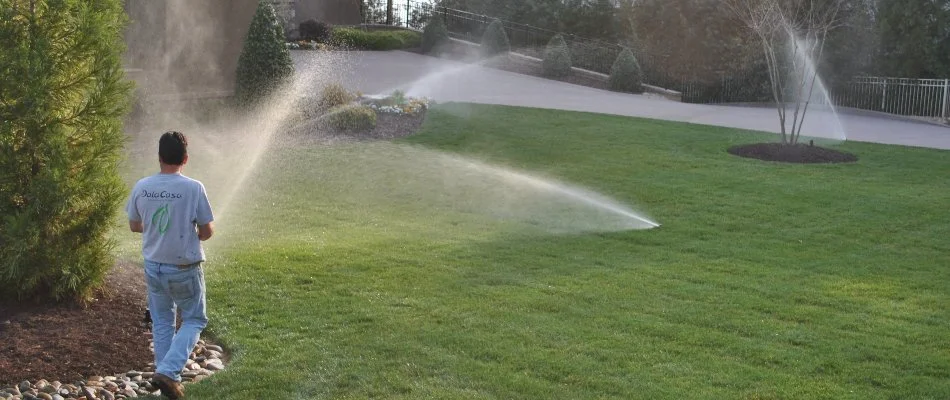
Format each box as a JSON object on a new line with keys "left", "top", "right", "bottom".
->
{"left": 728, "top": 142, "right": 858, "bottom": 164}
{"left": 0, "top": 262, "right": 153, "bottom": 386}
{"left": 282, "top": 108, "right": 427, "bottom": 145}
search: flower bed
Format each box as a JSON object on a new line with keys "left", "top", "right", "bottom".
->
{"left": 285, "top": 40, "right": 329, "bottom": 50}
{"left": 359, "top": 91, "right": 431, "bottom": 115}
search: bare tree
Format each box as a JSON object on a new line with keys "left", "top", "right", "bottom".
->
{"left": 724, "top": 0, "right": 845, "bottom": 145}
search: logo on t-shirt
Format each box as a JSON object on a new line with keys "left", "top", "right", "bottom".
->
{"left": 141, "top": 189, "right": 183, "bottom": 199}
{"left": 152, "top": 203, "right": 171, "bottom": 235}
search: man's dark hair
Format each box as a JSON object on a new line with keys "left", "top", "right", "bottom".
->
{"left": 159, "top": 131, "right": 188, "bottom": 165}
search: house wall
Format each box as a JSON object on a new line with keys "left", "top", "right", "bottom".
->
{"left": 122, "top": 0, "right": 358, "bottom": 99}
{"left": 294, "top": 0, "right": 361, "bottom": 26}
{"left": 123, "top": 0, "right": 258, "bottom": 99}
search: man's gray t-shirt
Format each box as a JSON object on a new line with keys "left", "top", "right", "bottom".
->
{"left": 126, "top": 173, "right": 214, "bottom": 265}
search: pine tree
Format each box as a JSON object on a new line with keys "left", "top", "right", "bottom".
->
{"left": 0, "top": 0, "right": 133, "bottom": 302}
{"left": 235, "top": 0, "right": 294, "bottom": 105}
{"left": 609, "top": 47, "right": 644, "bottom": 93}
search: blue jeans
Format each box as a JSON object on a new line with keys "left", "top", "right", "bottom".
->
{"left": 144, "top": 260, "right": 208, "bottom": 382}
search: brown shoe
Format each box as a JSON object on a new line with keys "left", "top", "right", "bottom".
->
{"left": 151, "top": 372, "right": 185, "bottom": 399}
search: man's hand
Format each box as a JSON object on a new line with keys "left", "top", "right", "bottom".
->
{"left": 198, "top": 222, "right": 214, "bottom": 241}
{"left": 130, "top": 220, "right": 144, "bottom": 233}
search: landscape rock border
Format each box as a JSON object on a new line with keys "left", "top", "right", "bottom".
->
{"left": 0, "top": 339, "right": 226, "bottom": 400}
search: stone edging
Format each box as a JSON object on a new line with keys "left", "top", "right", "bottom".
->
{"left": 1, "top": 338, "right": 226, "bottom": 400}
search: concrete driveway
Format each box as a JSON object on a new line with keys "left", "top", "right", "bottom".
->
{"left": 293, "top": 50, "right": 950, "bottom": 150}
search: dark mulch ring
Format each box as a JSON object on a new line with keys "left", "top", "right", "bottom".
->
{"left": 0, "top": 262, "right": 153, "bottom": 386}
{"left": 728, "top": 142, "right": 858, "bottom": 164}
{"left": 282, "top": 109, "right": 427, "bottom": 145}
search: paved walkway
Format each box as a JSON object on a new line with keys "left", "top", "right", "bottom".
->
{"left": 293, "top": 51, "right": 950, "bottom": 150}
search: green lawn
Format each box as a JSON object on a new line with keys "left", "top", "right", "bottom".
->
{"left": 131, "top": 104, "right": 950, "bottom": 399}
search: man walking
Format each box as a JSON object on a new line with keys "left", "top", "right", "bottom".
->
{"left": 127, "top": 131, "right": 215, "bottom": 399}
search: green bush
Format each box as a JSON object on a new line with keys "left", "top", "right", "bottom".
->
{"left": 235, "top": 1, "right": 294, "bottom": 105}
{"left": 0, "top": 0, "right": 132, "bottom": 302}
{"left": 319, "top": 83, "right": 355, "bottom": 109}
{"left": 298, "top": 19, "right": 332, "bottom": 43}
{"left": 481, "top": 19, "right": 510, "bottom": 58}
{"left": 609, "top": 48, "right": 644, "bottom": 94}
{"left": 543, "top": 34, "right": 573, "bottom": 78}
{"left": 421, "top": 16, "right": 449, "bottom": 54}
{"left": 332, "top": 28, "right": 421, "bottom": 50}
{"left": 327, "top": 105, "right": 377, "bottom": 131}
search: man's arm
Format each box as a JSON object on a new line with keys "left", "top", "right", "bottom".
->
{"left": 197, "top": 222, "right": 214, "bottom": 241}
{"left": 130, "top": 220, "right": 144, "bottom": 233}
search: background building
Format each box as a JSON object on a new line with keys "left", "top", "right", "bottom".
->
{"left": 122, "top": 0, "right": 360, "bottom": 100}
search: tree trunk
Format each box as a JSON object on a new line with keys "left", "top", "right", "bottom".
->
{"left": 386, "top": 0, "right": 394, "bottom": 25}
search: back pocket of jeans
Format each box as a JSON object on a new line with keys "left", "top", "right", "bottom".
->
{"left": 168, "top": 276, "right": 197, "bottom": 300}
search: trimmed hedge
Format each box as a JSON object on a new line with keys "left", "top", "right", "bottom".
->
{"left": 543, "top": 34, "right": 572, "bottom": 78}
{"left": 480, "top": 19, "right": 510, "bottom": 58}
{"left": 609, "top": 48, "right": 644, "bottom": 94}
{"left": 235, "top": 1, "right": 294, "bottom": 105}
{"left": 331, "top": 28, "right": 421, "bottom": 50}
{"left": 421, "top": 17, "right": 449, "bottom": 54}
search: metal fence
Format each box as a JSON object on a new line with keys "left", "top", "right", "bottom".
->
{"left": 830, "top": 77, "right": 950, "bottom": 120}
{"left": 678, "top": 70, "right": 950, "bottom": 121}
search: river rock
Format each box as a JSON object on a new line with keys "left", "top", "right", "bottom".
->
{"left": 97, "top": 389, "right": 114, "bottom": 400}
{"left": 204, "top": 344, "right": 222, "bottom": 353}
{"left": 121, "top": 389, "right": 137, "bottom": 398}
{"left": 81, "top": 386, "right": 97, "bottom": 399}
{"left": 205, "top": 360, "right": 225, "bottom": 371}
{"left": 124, "top": 371, "right": 141, "bottom": 378}
{"left": 18, "top": 382, "right": 31, "bottom": 392}
{"left": 0, "top": 391, "right": 11, "bottom": 399}
{"left": 36, "top": 393, "right": 53, "bottom": 400}
{"left": 52, "top": 395, "right": 65, "bottom": 400}
{"left": 103, "top": 382, "right": 118, "bottom": 391}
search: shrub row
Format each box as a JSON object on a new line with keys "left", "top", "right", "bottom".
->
{"left": 417, "top": 17, "right": 643, "bottom": 94}
{"left": 331, "top": 27, "right": 421, "bottom": 50}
